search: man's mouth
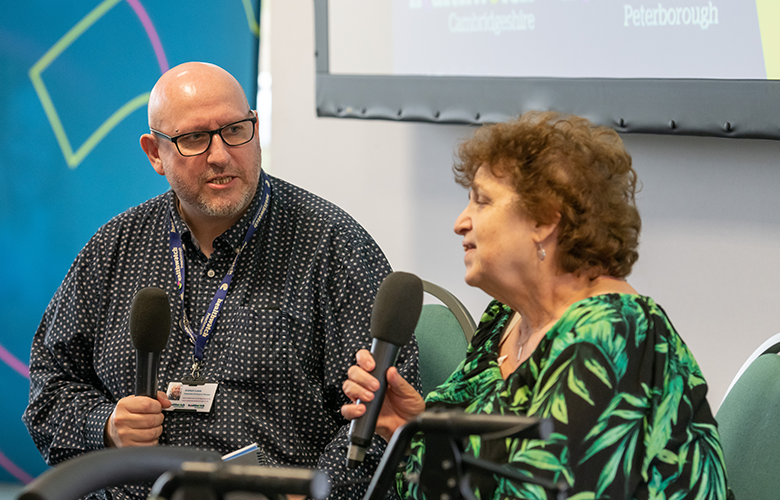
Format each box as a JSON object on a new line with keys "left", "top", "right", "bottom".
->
{"left": 210, "top": 176, "right": 234, "bottom": 185}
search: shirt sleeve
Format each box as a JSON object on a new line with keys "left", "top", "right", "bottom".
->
{"left": 22, "top": 237, "right": 117, "bottom": 465}
{"left": 312, "top": 229, "right": 420, "bottom": 500}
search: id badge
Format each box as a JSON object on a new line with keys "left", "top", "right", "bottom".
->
{"left": 164, "top": 380, "right": 218, "bottom": 413}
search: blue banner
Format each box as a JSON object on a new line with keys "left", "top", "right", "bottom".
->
{"left": 0, "top": 0, "right": 260, "bottom": 483}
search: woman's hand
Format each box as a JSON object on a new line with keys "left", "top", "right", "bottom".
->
{"left": 341, "top": 349, "right": 425, "bottom": 443}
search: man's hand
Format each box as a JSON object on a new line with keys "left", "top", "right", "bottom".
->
{"left": 105, "top": 392, "right": 172, "bottom": 447}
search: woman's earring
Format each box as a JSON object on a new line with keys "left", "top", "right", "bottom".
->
{"left": 537, "top": 242, "right": 546, "bottom": 261}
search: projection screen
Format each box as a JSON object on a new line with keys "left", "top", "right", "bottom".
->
{"left": 315, "top": 0, "right": 780, "bottom": 140}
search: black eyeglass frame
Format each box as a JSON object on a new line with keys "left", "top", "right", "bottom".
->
{"left": 150, "top": 115, "right": 258, "bottom": 157}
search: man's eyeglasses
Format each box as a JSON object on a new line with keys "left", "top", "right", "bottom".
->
{"left": 151, "top": 115, "right": 257, "bottom": 157}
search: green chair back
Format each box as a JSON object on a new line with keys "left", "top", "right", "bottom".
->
{"left": 717, "top": 353, "right": 780, "bottom": 499}
{"left": 415, "top": 303, "right": 470, "bottom": 397}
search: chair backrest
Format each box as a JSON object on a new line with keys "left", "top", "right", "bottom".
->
{"left": 716, "top": 333, "right": 780, "bottom": 500}
{"left": 415, "top": 281, "right": 476, "bottom": 396}
{"left": 721, "top": 331, "right": 780, "bottom": 402}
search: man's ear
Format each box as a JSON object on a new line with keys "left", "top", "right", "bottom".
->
{"left": 140, "top": 133, "right": 165, "bottom": 176}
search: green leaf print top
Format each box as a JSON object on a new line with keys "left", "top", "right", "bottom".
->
{"left": 397, "top": 294, "right": 729, "bottom": 500}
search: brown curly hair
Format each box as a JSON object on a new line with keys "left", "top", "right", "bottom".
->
{"left": 454, "top": 111, "right": 641, "bottom": 279}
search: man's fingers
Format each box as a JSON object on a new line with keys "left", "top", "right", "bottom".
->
{"left": 157, "top": 391, "right": 172, "bottom": 408}
{"left": 139, "top": 396, "right": 162, "bottom": 411}
{"left": 108, "top": 395, "right": 167, "bottom": 448}
{"left": 121, "top": 395, "right": 163, "bottom": 414}
{"left": 113, "top": 409, "right": 164, "bottom": 429}
{"left": 112, "top": 418, "right": 164, "bottom": 447}
{"left": 130, "top": 425, "right": 163, "bottom": 444}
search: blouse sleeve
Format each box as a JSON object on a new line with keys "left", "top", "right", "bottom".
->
{"left": 498, "top": 302, "right": 726, "bottom": 500}
{"left": 394, "top": 297, "right": 728, "bottom": 500}
{"left": 500, "top": 340, "right": 644, "bottom": 499}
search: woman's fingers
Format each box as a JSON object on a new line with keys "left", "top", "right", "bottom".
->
{"left": 355, "top": 349, "right": 376, "bottom": 372}
{"left": 341, "top": 401, "right": 366, "bottom": 420}
{"left": 342, "top": 378, "right": 375, "bottom": 403}
{"left": 342, "top": 349, "right": 381, "bottom": 404}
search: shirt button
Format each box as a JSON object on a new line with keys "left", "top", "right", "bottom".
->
{"left": 207, "top": 269, "right": 216, "bottom": 278}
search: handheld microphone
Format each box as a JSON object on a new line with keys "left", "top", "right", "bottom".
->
{"left": 129, "top": 287, "right": 172, "bottom": 398}
{"left": 347, "top": 272, "right": 423, "bottom": 469}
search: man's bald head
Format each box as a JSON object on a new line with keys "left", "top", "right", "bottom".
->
{"left": 140, "top": 61, "right": 261, "bottom": 236}
{"left": 147, "top": 62, "right": 250, "bottom": 131}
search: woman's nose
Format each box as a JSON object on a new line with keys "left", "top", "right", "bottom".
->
{"left": 453, "top": 206, "right": 471, "bottom": 235}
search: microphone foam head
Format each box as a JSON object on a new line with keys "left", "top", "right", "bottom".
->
{"left": 370, "top": 272, "right": 423, "bottom": 346}
{"left": 129, "top": 287, "right": 172, "bottom": 352}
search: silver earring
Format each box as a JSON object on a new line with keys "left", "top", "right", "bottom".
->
{"left": 537, "top": 243, "right": 546, "bottom": 261}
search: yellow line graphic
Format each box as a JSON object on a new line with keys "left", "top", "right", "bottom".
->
{"left": 755, "top": 0, "right": 780, "bottom": 79}
{"left": 29, "top": 0, "right": 149, "bottom": 168}
{"left": 242, "top": 0, "right": 260, "bottom": 37}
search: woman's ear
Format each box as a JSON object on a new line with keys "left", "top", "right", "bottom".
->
{"left": 535, "top": 211, "right": 561, "bottom": 245}
{"left": 140, "top": 133, "right": 165, "bottom": 176}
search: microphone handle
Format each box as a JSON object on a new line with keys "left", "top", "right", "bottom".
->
{"left": 348, "top": 340, "right": 401, "bottom": 446}
{"left": 136, "top": 350, "right": 161, "bottom": 398}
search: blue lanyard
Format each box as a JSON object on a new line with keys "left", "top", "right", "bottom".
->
{"left": 169, "top": 173, "right": 271, "bottom": 375}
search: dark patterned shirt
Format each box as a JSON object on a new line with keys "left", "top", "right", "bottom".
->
{"left": 399, "top": 294, "right": 728, "bottom": 500}
{"left": 24, "top": 174, "right": 419, "bottom": 500}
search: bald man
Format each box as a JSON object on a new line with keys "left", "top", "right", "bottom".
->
{"left": 24, "top": 62, "right": 419, "bottom": 500}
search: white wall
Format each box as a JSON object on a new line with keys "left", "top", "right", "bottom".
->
{"left": 268, "top": 2, "right": 780, "bottom": 411}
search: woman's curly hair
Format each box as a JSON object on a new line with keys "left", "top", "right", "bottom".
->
{"left": 454, "top": 111, "right": 641, "bottom": 279}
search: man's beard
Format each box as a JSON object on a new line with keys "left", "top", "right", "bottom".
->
{"left": 169, "top": 165, "right": 260, "bottom": 220}
{"left": 193, "top": 181, "right": 256, "bottom": 218}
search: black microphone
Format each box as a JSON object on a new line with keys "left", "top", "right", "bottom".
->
{"left": 129, "top": 287, "right": 172, "bottom": 398}
{"left": 347, "top": 271, "right": 423, "bottom": 469}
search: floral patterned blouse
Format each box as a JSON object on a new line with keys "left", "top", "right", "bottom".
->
{"left": 398, "top": 294, "right": 730, "bottom": 500}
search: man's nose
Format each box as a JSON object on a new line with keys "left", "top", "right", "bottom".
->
{"left": 206, "top": 134, "right": 231, "bottom": 164}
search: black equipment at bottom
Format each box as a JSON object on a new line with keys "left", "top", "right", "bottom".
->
{"left": 363, "top": 409, "right": 568, "bottom": 500}
{"left": 149, "top": 462, "right": 330, "bottom": 500}
{"left": 17, "top": 447, "right": 329, "bottom": 500}
{"left": 18, "top": 447, "right": 221, "bottom": 500}
{"left": 18, "top": 412, "right": 559, "bottom": 500}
